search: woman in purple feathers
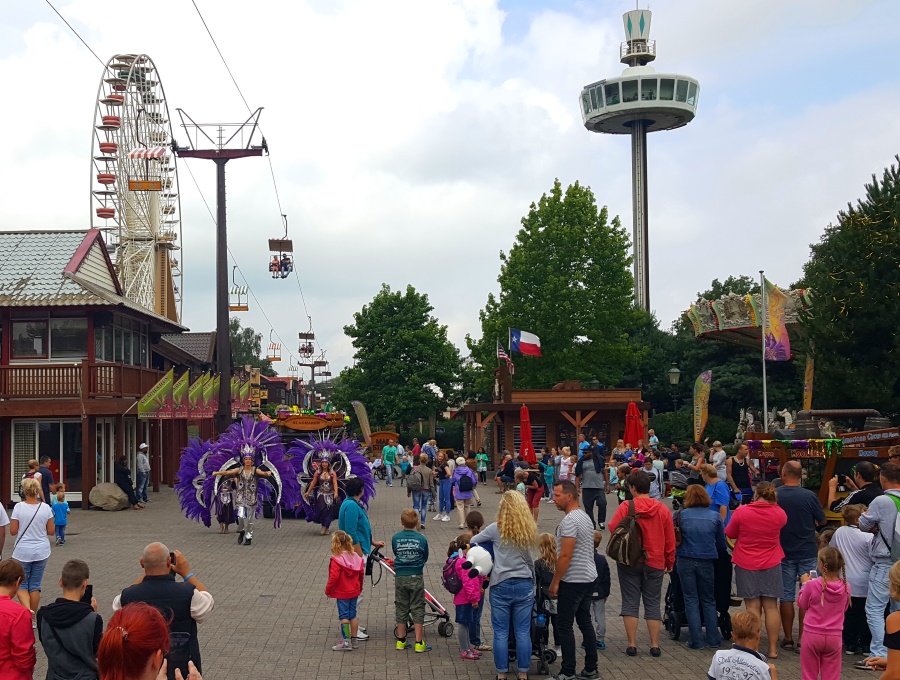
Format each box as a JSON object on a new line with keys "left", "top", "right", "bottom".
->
{"left": 304, "top": 460, "right": 340, "bottom": 535}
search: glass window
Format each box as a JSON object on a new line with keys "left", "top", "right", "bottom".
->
{"left": 687, "top": 82, "right": 698, "bottom": 106}
{"left": 581, "top": 93, "right": 590, "bottom": 115}
{"left": 641, "top": 79, "right": 657, "bottom": 101}
{"left": 659, "top": 78, "right": 675, "bottom": 101}
{"left": 594, "top": 86, "right": 604, "bottom": 108}
{"left": 621, "top": 80, "right": 638, "bottom": 103}
{"left": 114, "top": 327, "right": 123, "bottom": 362}
{"left": 139, "top": 334, "right": 148, "bottom": 366}
{"left": 675, "top": 80, "right": 688, "bottom": 102}
{"left": 123, "top": 330, "right": 132, "bottom": 365}
{"left": 50, "top": 319, "right": 88, "bottom": 359}
{"left": 94, "top": 331, "right": 103, "bottom": 361}
{"left": 12, "top": 321, "right": 48, "bottom": 359}
{"left": 103, "top": 325, "right": 114, "bottom": 361}
{"left": 589, "top": 87, "right": 598, "bottom": 110}
{"left": 604, "top": 82, "right": 620, "bottom": 106}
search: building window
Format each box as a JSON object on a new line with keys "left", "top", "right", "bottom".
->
{"left": 50, "top": 319, "right": 89, "bottom": 359}
{"left": 675, "top": 80, "right": 689, "bottom": 103}
{"left": 659, "top": 78, "right": 675, "bottom": 101}
{"left": 12, "top": 321, "right": 48, "bottom": 359}
{"left": 621, "top": 80, "right": 639, "bottom": 103}
{"left": 604, "top": 82, "right": 620, "bottom": 106}
{"left": 687, "top": 82, "right": 698, "bottom": 106}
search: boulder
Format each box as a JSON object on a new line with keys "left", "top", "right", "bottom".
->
{"left": 89, "top": 483, "right": 130, "bottom": 511}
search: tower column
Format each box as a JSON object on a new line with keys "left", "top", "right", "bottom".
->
{"left": 630, "top": 120, "right": 649, "bottom": 310}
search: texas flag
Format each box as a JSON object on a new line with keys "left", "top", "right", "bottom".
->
{"left": 510, "top": 329, "right": 542, "bottom": 356}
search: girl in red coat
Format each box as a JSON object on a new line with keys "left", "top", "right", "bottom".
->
{"left": 325, "top": 530, "right": 365, "bottom": 652}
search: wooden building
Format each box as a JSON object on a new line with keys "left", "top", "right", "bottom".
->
{"left": 461, "top": 367, "right": 649, "bottom": 466}
{"left": 0, "top": 230, "right": 201, "bottom": 507}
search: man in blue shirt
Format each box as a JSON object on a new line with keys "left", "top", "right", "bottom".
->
{"left": 578, "top": 434, "right": 590, "bottom": 460}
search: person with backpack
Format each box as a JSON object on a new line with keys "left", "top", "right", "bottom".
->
{"left": 575, "top": 439, "right": 610, "bottom": 529}
{"left": 19, "top": 460, "right": 44, "bottom": 503}
{"left": 407, "top": 454, "right": 436, "bottom": 527}
{"left": 452, "top": 456, "right": 478, "bottom": 530}
{"left": 857, "top": 460, "right": 900, "bottom": 666}
{"left": 606, "top": 469, "right": 676, "bottom": 658}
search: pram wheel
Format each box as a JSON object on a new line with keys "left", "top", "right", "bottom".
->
{"left": 719, "top": 611, "right": 732, "bottom": 641}
{"left": 437, "top": 621, "right": 454, "bottom": 638}
{"left": 537, "top": 659, "right": 549, "bottom": 675}
{"left": 543, "top": 648, "right": 557, "bottom": 664}
{"left": 665, "top": 610, "right": 683, "bottom": 640}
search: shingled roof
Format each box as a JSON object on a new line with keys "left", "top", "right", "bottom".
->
{"left": 158, "top": 332, "right": 216, "bottom": 364}
{"left": 0, "top": 229, "right": 185, "bottom": 332}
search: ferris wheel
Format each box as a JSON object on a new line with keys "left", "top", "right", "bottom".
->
{"left": 89, "top": 54, "right": 182, "bottom": 322}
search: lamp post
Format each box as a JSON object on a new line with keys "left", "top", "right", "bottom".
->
{"left": 666, "top": 364, "right": 681, "bottom": 412}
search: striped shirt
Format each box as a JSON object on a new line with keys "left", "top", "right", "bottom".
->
{"left": 556, "top": 508, "right": 598, "bottom": 584}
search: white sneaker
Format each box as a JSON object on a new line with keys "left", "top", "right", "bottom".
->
{"left": 332, "top": 639, "right": 353, "bottom": 651}
{"left": 355, "top": 630, "right": 369, "bottom": 641}
{"left": 441, "top": 515, "right": 450, "bottom": 522}
{"left": 433, "top": 514, "right": 443, "bottom": 521}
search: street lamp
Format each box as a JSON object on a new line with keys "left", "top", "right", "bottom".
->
{"left": 666, "top": 364, "right": 681, "bottom": 412}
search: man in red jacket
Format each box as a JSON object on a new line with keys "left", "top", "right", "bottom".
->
{"left": 607, "top": 470, "right": 676, "bottom": 658}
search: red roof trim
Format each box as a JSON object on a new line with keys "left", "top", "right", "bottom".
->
{"left": 64, "top": 230, "right": 123, "bottom": 296}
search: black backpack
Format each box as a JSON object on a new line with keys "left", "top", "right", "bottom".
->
{"left": 19, "top": 471, "right": 35, "bottom": 501}
{"left": 458, "top": 472, "right": 474, "bottom": 493}
{"left": 606, "top": 499, "right": 646, "bottom": 567}
{"left": 406, "top": 468, "right": 424, "bottom": 492}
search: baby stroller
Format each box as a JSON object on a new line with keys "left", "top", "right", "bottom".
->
{"left": 508, "top": 582, "right": 558, "bottom": 674}
{"left": 371, "top": 458, "right": 386, "bottom": 481}
{"left": 664, "top": 552, "right": 734, "bottom": 641}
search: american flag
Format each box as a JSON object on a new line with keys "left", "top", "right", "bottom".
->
{"left": 497, "top": 342, "right": 515, "bottom": 375}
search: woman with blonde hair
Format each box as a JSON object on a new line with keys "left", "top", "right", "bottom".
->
{"left": 558, "top": 447, "right": 574, "bottom": 481}
{"left": 10, "top": 476, "right": 54, "bottom": 625}
{"left": 471, "top": 491, "right": 537, "bottom": 680}
{"left": 535, "top": 533, "right": 561, "bottom": 654}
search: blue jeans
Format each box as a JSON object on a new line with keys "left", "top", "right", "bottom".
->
{"left": 136, "top": 470, "right": 150, "bottom": 502}
{"left": 56, "top": 524, "right": 67, "bottom": 543}
{"left": 489, "top": 577, "right": 534, "bottom": 673}
{"left": 867, "top": 561, "right": 898, "bottom": 658}
{"left": 19, "top": 558, "right": 49, "bottom": 592}
{"left": 678, "top": 556, "right": 721, "bottom": 648}
{"left": 385, "top": 462, "right": 394, "bottom": 485}
{"left": 439, "top": 479, "right": 453, "bottom": 515}
{"left": 411, "top": 490, "right": 431, "bottom": 523}
{"left": 781, "top": 557, "right": 818, "bottom": 602}
{"left": 337, "top": 597, "right": 358, "bottom": 621}
{"left": 470, "top": 589, "right": 486, "bottom": 646}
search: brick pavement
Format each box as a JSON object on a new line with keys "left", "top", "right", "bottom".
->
{"left": 25, "top": 481, "right": 849, "bottom": 679}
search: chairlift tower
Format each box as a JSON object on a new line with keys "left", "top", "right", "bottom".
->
{"left": 580, "top": 8, "right": 699, "bottom": 311}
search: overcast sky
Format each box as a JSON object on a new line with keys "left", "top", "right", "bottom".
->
{"left": 2, "top": 0, "right": 898, "bottom": 377}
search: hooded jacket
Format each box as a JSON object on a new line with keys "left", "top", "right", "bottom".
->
{"left": 36, "top": 598, "right": 103, "bottom": 680}
{"left": 607, "top": 496, "right": 676, "bottom": 570}
{"left": 797, "top": 577, "right": 851, "bottom": 636}
{"left": 325, "top": 551, "right": 365, "bottom": 600}
{"left": 452, "top": 465, "right": 478, "bottom": 500}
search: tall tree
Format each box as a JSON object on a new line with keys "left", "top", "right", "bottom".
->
{"left": 333, "top": 284, "right": 461, "bottom": 427}
{"left": 229, "top": 317, "right": 276, "bottom": 377}
{"left": 801, "top": 156, "right": 900, "bottom": 417}
{"left": 467, "top": 179, "right": 642, "bottom": 390}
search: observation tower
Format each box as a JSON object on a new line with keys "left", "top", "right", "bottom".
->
{"left": 580, "top": 9, "right": 699, "bottom": 311}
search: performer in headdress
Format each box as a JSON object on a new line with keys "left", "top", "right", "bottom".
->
{"left": 216, "top": 478, "right": 235, "bottom": 533}
{"left": 303, "top": 460, "right": 340, "bottom": 535}
{"left": 213, "top": 448, "right": 273, "bottom": 546}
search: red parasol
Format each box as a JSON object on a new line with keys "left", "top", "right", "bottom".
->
{"left": 624, "top": 402, "right": 644, "bottom": 449}
{"left": 519, "top": 404, "right": 537, "bottom": 465}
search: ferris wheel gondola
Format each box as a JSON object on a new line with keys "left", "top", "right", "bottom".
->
{"left": 89, "top": 54, "right": 183, "bottom": 322}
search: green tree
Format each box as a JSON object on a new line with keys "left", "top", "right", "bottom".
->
{"left": 801, "top": 156, "right": 900, "bottom": 418}
{"left": 332, "top": 284, "right": 461, "bottom": 427}
{"left": 467, "top": 179, "right": 642, "bottom": 390}
{"left": 229, "top": 317, "right": 276, "bottom": 377}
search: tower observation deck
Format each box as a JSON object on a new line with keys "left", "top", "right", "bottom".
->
{"left": 580, "top": 8, "right": 699, "bottom": 311}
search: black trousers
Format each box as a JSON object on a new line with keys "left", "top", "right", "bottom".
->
{"left": 844, "top": 596, "right": 871, "bottom": 651}
{"left": 557, "top": 581, "right": 597, "bottom": 676}
{"left": 582, "top": 487, "right": 607, "bottom": 527}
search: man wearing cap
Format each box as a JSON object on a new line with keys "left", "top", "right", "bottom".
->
{"left": 136, "top": 443, "right": 151, "bottom": 504}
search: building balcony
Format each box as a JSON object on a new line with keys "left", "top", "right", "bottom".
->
{"left": 0, "top": 362, "right": 162, "bottom": 400}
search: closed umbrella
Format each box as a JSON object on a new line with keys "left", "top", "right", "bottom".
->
{"left": 624, "top": 402, "right": 644, "bottom": 449}
{"left": 519, "top": 404, "right": 536, "bottom": 465}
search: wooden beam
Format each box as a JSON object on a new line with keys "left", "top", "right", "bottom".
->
{"left": 560, "top": 411, "right": 577, "bottom": 428}
{"left": 482, "top": 412, "right": 497, "bottom": 426}
{"left": 583, "top": 410, "right": 597, "bottom": 425}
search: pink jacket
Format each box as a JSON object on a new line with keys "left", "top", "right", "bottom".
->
{"left": 452, "top": 554, "right": 484, "bottom": 606}
{"left": 798, "top": 577, "right": 850, "bottom": 636}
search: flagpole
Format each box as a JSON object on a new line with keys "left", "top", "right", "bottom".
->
{"left": 759, "top": 270, "right": 769, "bottom": 434}
{"left": 496, "top": 338, "right": 500, "bottom": 367}
{"left": 508, "top": 327, "right": 512, "bottom": 353}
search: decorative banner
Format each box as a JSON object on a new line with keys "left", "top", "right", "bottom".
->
{"left": 350, "top": 400, "right": 372, "bottom": 447}
{"left": 201, "top": 373, "right": 217, "bottom": 419}
{"left": 764, "top": 278, "right": 791, "bottom": 361}
{"left": 239, "top": 380, "right": 251, "bottom": 410}
{"left": 693, "top": 370, "right": 712, "bottom": 442}
{"left": 209, "top": 374, "right": 221, "bottom": 415}
{"left": 172, "top": 371, "right": 190, "bottom": 418}
{"left": 188, "top": 373, "right": 208, "bottom": 418}
{"left": 803, "top": 353, "right": 815, "bottom": 411}
{"left": 138, "top": 368, "right": 174, "bottom": 419}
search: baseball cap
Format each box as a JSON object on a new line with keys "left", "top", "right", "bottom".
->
{"left": 138, "top": 443, "right": 149, "bottom": 450}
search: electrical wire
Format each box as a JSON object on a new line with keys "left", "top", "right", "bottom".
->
{"left": 44, "top": 0, "right": 106, "bottom": 67}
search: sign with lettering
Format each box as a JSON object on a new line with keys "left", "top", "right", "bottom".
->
{"left": 842, "top": 428, "right": 900, "bottom": 446}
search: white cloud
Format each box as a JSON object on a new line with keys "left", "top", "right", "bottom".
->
{"left": 0, "top": 0, "right": 898, "bottom": 376}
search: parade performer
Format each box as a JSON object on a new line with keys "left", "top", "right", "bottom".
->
{"left": 290, "top": 434, "right": 375, "bottom": 534}
{"left": 175, "top": 417, "right": 300, "bottom": 546}
{"left": 216, "top": 478, "right": 235, "bottom": 534}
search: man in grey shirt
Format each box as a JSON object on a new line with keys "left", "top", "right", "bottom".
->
{"left": 858, "top": 461, "right": 900, "bottom": 663}
{"left": 549, "top": 480, "right": 598, "bottom": 680}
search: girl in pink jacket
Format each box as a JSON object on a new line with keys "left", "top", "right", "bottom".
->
{"left": 450, "top": 536, "right": 486, "bottom": 660}
{"left": 798, "top": 546, "right": 851, "bottom": 680}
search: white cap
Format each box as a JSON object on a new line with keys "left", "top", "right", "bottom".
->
{"left": 139, "top": 443, "right": 149, "bottom": 450}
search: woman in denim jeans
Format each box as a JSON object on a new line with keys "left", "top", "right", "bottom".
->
{"left": 675, "top": 485, "right": 727, "bottom": 649}
{"left": 408, "top": 455, "right": 436, "bottom": 524}
{"left": 470, "top": 491, "right": 537, "bottom": 680}
{"left": 434, "top": 452, "right": 454, "bottom": 522}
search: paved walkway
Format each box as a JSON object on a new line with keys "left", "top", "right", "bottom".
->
{"left": 25, "top": 480, "right": 843, "bottom": 679}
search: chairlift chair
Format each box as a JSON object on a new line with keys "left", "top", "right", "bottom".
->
{"left": 266, "top": 330, "right": 282, "bottom": 362}
{"left": 229, "top": 266, "right": 249, "bottom": 311}
{"left": 269, "top": 214, "right": 293, "bottom": 279}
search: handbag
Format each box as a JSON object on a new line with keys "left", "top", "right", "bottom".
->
{"left": 728, "top": 486, "right": 741, "bottom": 511}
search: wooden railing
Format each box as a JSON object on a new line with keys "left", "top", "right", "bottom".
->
{"left": 0, "top": 362, "right": 162, "bottom": 399}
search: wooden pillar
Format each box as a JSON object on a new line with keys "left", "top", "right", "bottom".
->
{"left": 150, "top": 420, "right": 160, "bottom": 492}
{"left": 81, "top": 415, "right": 94, "bottom": 510}
{"left": 0, "top": 422, "right": 10, "bottom": 508}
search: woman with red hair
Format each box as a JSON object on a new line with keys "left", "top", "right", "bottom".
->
{"left": 98, "top": 602, "right": 201, "bottom": 680}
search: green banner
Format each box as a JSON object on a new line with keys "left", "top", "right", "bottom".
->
{"left": 138, "top": 368, "right": 174, "bottom": 419}
{"left": 239, "top": 380, "right": 250, "bottom": 410}
{"left": 188, "top": 373, "right": 207, "bottom": 418}
{"left": 693, "top": 370, "right": 712, "bottom": 442}
{"left": 201, "top": 373, "right": 217, "bottom": 418}
{"left": 172, "top": 372, "right": 190, "bottom": 418}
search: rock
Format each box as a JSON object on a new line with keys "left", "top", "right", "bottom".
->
{"left": 89, "top": 483, "right": 130, "bottom": 511}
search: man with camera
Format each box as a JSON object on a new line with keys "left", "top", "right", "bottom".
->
{"left": 827, "top": 460, "right": 883, "bottom": 513}
{"left": 113, "top": 543, "right": 214, "bottom": 673}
